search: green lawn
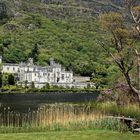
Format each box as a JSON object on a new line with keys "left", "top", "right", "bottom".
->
{"left": 0, "top": 130, "right": 139, "bottom": 140}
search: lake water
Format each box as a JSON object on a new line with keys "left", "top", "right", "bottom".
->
{"left": 0, "top": 92, "right": 100, "bottom": 127}
{"left": 0, "top": 92, "right": 99, "bottom": 111}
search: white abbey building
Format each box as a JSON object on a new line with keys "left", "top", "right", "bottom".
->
{"left": 0, "top": 56, "right": 95, "bottom": 88}
{"left": 0, "top": 56, "right": 73, "bottom": 88}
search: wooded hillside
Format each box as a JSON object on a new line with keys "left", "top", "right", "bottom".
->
{"left": 0, "top": 0, "right": 139, "bottom": 88}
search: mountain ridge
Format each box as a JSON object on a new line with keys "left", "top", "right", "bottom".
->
{"left": 0, "top": 0, "right": 124, "bottom": 23}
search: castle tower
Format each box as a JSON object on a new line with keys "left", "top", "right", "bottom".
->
{"left": 27, "top": 58, "right": 34, "bottom": 66}
{"left": 50, "top": 58, "right": 54, "bottom": 66}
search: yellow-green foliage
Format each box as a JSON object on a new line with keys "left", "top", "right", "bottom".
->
{"left": 97, "top": 102, "right": 140, "bottom": 121}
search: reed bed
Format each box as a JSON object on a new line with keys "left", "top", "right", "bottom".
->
{"left": 0, "top": 104, "right": 103, "bottom": 127}
{"left": 0, "top": 103, "right": 126, "bottom": 133}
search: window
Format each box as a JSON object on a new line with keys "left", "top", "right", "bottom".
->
{"left": 57, "top": 78, "right": 60, "bottom": 83}
{"left": 61, "top": 74, "right": 65, "bottom": 80}
{"left": 43, "top": 73, "right": 47, "bottom": 76}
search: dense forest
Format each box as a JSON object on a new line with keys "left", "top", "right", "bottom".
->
{"left": 0, "top": 0, "right": 140, "bottom": 88}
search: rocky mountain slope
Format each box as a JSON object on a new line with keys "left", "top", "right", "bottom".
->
{"left": 0, "top": 0, "right": 124, "bottom": 23}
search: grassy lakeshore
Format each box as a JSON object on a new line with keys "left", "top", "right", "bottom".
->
{"left": 0, "top": 130, "right": 139, "bottom": 140}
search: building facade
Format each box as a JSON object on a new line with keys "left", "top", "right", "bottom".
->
{"left": 0, "top": 56, "right": 95, "bottom": 88}
{"left": 0, "top": 57, "right": 73, "bottom": 88}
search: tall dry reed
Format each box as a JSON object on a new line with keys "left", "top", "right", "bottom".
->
{"left": 0, "top": 103, "right": 126, "bottom": 133}
{"left": 0, "top": 104, "right": 105, "bottom": 128}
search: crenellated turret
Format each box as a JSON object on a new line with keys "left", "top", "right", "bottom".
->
{"left": 50, "top": 58, "right": 54, "bottom": 66}
{"left": 27, "top": 58, "right": 34, "bottom": 66}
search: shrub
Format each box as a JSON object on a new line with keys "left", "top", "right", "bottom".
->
{"left": 8, "top": 74, "right": 15, "bottom": 85}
